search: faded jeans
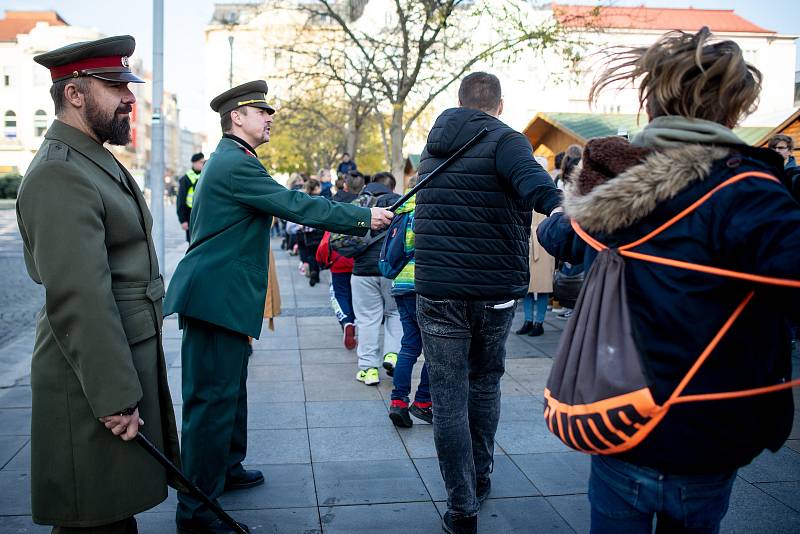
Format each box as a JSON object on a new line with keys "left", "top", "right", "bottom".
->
{"left": 416, "top": 295, "right": 515, "bottom": 518}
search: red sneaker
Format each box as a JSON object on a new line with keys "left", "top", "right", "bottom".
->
{"left": 343, "top": 323, "right": 357, "bottom": 350}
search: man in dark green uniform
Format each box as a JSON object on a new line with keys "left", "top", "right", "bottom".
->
{"left": 164, "top": 80, "right": 393, "bottom": 534}
{"left": 16, "top": 35, "right": 180, "bottom": 532}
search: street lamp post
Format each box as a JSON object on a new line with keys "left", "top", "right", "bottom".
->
{"left": 228, "top": 35, "right": 234, "bottom": 88}
{"left": 150, "top": 0, "right": 165, "bottom": 269}
{"left": 224, "top": 11, "right": 239, "bottom": 89}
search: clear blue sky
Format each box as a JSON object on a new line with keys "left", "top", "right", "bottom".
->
{"left": 1, "top": 0, "right": 798, "bottom": 132}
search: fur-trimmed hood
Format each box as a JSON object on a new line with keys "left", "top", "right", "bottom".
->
{"left": 564, "top": 139, "right": 728, "bottom": 234}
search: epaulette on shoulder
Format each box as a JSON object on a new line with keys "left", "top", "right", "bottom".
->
{"left": 44, "top": 142, "right": 69, "bottom": 161}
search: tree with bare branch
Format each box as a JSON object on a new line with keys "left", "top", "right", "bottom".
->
{"left": 283, "top": 0, "right": 592, "bottom": 181}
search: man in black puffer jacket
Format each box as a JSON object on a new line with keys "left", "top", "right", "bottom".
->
{"left": 414, "top": 72, "right": 561, "bottom": 534}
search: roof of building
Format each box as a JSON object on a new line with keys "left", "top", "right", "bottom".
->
{"left": 0, "top": 10, "right": 68, "bottom": 42}
{"left": 553, "top": 3, "right": 774, "bottom": 34}
{"left": 524, "top": 112, "right": 773, "bottom": 146}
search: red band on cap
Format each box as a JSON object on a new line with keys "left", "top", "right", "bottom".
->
{"left": 50, "top": 55, "right": 128, "bottom": 81}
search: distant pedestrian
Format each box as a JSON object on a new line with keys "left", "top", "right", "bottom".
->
{"left": 177, "top": 152, "right": 205, "bottom": 242}
{"left": 350, "top": 172, "right": 402, "bottom": 386}
{"left": 384, "top": 177, "right": 433, "bottom": 428}
{"left": 319, "top": 168, "right": 334, "bottom": 199}
{"left": 768, "top": 134, "right": 796, "bottom": 169}
{"left": 332, "top": 174, "right": 358, "bottom": 203}
{"left": 337, "top": 152, "right": 357, "bottom": 177}
{"left": 515, "top": 209, "right": 555, "bottom": 337}
{"left": 299, "top": 178, "right": 325, "bottom": 286}
{"left": 414, "top": 71, "right": 562, "bottom": 534}
{"left": 17, "top": 35, "right": 180, "bottom": 532}
{"left": 316, "top": 230, "right": 357, "bottom": 348}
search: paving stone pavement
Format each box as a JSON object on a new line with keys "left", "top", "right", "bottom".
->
{"left": 0, "top": 220, "right": 799, "bottom": 533}
{"left": 0, "top": 209, "right": 44, "bottom": 387}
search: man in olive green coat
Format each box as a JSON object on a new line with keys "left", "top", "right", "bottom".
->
{"left": 164, "top": 80, "right": 393, "bottom": 533}
{"left": 15, "top": 36, "right": 180, "bottom": 532}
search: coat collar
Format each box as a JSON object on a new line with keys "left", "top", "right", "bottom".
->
{"left": 45, "top": 119, "right": 129, "bottom": 188}
{"left": 564, "top": 140, "right": 728, "bottom": 234}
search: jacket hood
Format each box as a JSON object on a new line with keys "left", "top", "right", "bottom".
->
{"left": 363, "top": 182, "right": 394, "bottom": 196}
{"left": 425, "top": 107, "right": 495, "bottom": 157}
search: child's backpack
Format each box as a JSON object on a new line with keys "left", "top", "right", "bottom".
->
{"left": 378, "top": 209, "right": 414, "bottom": 279}
{"left": 544, "top": 171, "right": 800, "bottom": 455}
{"left": 329, "top": 191, "right": 383, "bottom": 258}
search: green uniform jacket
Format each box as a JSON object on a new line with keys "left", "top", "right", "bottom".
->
{"left": 16, "top": 120, "right": 180, "bottom": 527}
{"left": 164, "top": 137, "right": 370, "bottom": 338}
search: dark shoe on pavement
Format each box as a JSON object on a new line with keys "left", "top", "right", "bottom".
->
{"left": 477, "top": 477, "right": 491, "bottom": 506}
{"left": 442, "top": 511, "right": 477, "bottom": 534}
{"left": 527, "top": 322, "right": 544, "bottom": 337}
{"left": 409, "top": 402, "right": 433, "bottom": 424}
{"left": 515, "top": 321, "right": 533, "bottom": 335}
{"left": 343, "top": 322, "right": 357, "bottom": 350}
{"left": 389, "top": 400, "right": 413, "bottom": 428}
{"left": 309, "top": 271, "right": 319, "bottom": 286}
{"left": 176, "top": 518, "right": 250, "bottom": 534}
{"left": 382, "top": 352, "right": 398, "bottom": 377}
{"left": 224, "top": 469, "right": 264, "bottom": 491}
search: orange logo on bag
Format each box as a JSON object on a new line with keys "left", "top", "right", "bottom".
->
{"left": 545, "top": 171, "right": 800, "bottom": 455}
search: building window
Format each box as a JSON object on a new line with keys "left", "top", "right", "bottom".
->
{"left": 34, "top": 110, "right": 47, "bottom": 137}
{"left": 4, "top": 111, "right": 17, "bottom": 139}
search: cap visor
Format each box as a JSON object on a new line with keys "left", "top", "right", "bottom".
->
{"left": 92, "top": 71, "right": 145, "bottom": 83}
{"left": 251, "top": 102, "right": 276, "bottom": 115}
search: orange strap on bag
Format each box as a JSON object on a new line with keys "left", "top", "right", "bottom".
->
{"left": 571, "top": 171, "right": 800, "bottom": 407}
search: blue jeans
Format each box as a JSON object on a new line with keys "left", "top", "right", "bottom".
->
{"left": 589, "top": 456, "right": 736, "bottom": 534}
{"left": 330, "top": 272, "right": 355, "bottom": 325}
{"left": 391, "top": 293, "right": 430, "bottom": 403}
{"left": 416, "top": 295, "right": 515, "bottom": 518}
{"left": 522, "top": 292, "right": 550, "bottom": 323}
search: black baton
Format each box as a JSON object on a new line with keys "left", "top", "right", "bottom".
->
{"left": 135, "top": 432, "right": 248, "bottom": 534}
{"left": 389, "top": 127, "right": 488, "bottom": 212}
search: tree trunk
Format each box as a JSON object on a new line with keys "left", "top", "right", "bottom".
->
{"left": 390, "top": 103, "right": 405, "bottom": 192}
{"left": 344, "top": 101, "right": 360, "bottom": 157}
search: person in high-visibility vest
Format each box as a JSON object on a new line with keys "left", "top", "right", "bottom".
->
{"left": 177, "top": 152, "right": 205, "bottom": 242}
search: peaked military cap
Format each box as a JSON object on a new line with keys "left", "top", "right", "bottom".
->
{"left": 210, "top": 80, "right": 275, "bottom": 116}
{"left": 34, "top": 35, "right": 144, "bottom": 84}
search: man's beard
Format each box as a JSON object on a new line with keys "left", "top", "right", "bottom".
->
{"left": 84, "top": 94, "right": 132, "bottom": 146}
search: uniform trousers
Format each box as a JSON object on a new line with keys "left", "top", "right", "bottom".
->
{"left": 176, "top": 316, "right": 250, "bottom": 524}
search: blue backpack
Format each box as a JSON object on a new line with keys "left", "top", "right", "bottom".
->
{"left": 378, "top": 210, "right": 413, "bottom": 279}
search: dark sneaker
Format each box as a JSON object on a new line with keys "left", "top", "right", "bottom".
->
{"left": 477, "top": 477, "right": 491, "bottom": 506}
{"left": 225, "top": 469, "right": 264, "bottom": 491}
{"left": 343, "top": 323, "right": 357, "bottom": 350}
{"left": 409, "top": 402, "right": 433, "bottom": 424}
{"left": 389, "top": 400, "right": 413, "bottom": 428}
{"left": 515, "top": 321, "right": 533, "bottom": 335}
{"left": 442, "top": 511, "right": 477, "bottom": 534}
{"left": 382, "top": 352, "right": 398, "bottom": 376}
{"left": 176, "top": 518, "right": 250, "bottom": 534}
{"left": 527, "top": 322, "right": 544, "bottom": 337}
